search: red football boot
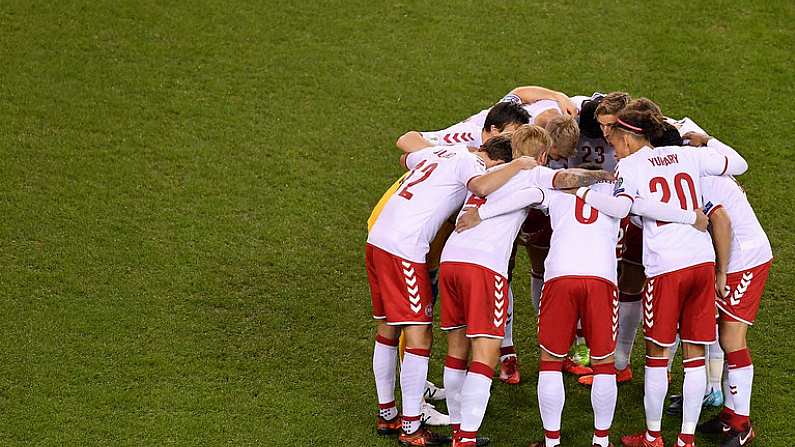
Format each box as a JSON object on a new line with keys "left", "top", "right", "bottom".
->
{"left": 620, "top": 431, "right": 664, "bottom": 447}
{"left": 399, "top": 426, "right": 451, "bottom": 446}
{"left": 563, "top": 356, "right": 593, "bottom": 376}
{"left": 499, "top": 356, "right": 521, "bottom": 384}
{"left": 376, "top": 415, "right": 401, "bottom": 436}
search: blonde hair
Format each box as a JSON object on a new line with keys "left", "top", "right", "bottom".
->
{"left": 545, "top": 116, "right": 580, "bottom": 158}
{"left": 511, "top": 125, "right": 552, "bottom": 159}
{"left": 594, "top": 91, "right": 631, "bottom": 117}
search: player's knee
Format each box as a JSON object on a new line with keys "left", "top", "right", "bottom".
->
{"left": 404, "top": 325, "right": 433, "bottom": 349}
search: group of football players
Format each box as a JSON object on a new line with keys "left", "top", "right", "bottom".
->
{"left": 364, "top": 86, "right": 772, "bottom": 447}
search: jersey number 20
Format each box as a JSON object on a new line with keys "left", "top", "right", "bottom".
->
{"left": 649, "top": 173, "right": 698, "bottom": 226}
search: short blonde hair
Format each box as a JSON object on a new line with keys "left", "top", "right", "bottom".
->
{"left": 545, "top": 116, "right": 580, "bottom": 158}
{"left": 511, "top": 125, "right": 552, "bottom": 159}
{"left": 594, "top": 91, "right": 631, "bottom": 117}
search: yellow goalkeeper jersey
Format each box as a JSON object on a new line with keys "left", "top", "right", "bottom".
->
{"left": 367, "top": 172, "right": 409, "bottom": 231}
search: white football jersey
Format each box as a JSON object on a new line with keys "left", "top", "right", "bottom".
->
{"left": 614, "top": 145, "right": 732, "bottom": 276}
{"left": 701, "top": 176, "right": 773, "bottom": 272}
{"left": 542, "top": 182, "right": 622, "bottom": 284}
{"left": 441, "top": 167, "right": 556, "bottom": 276}
{"left": 570, "top": 135, "right": 617, "bottom": 172}
{"left": 367, "top": 145, "right": 485, "bottom": 263}
{"left": 421, "top": 117, "right": 483, "bottom": 148}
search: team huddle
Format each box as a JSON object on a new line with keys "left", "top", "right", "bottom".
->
{"left": 364, "top": 86, "right": 772, "bottom": 447}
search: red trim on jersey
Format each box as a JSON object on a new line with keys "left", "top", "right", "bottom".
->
{"left": 616, "top": 193, "right": 634, "bottom": 202}
{"left": 720, "top": 155, "right": 729, "bottom": 176}
{"left": 707, "top": 203, "right": 724, "bottom": 217}
{"left": 465, "top": 174, "right": 482, "bottom": 189}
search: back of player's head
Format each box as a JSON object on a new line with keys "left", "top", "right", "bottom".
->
{"left": 511, "top": 124, "right": 552, "bottom": 159}
{"left": 623, "top": 98, "right": 683, "bottom": 146}
{"left": 578, "top": 95, "right": 605, "bottom": 139}
{"left": 614, "top": 108, "right": 666, "bottom": 141}
{"left": 545, "top": 116, "right": 580, "bottom": 159}
{"left": 479, "top": 133, "right": 513, "bottom": 163}
{"left": 594, "top": 92, "right": 631, "bottom": 117}
{"left": 483, "top": 102, "right": 530, "bottom": 132}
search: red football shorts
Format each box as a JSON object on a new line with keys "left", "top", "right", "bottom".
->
{"left": 717, "top": 260, "right": 772, "bottom": 325}
{"left": 439, "top": 262, "right": 507, "bottom": 338}
{"left": 643, "top": 262, "right": 717, "bottom": 346}
{"left": 366, "top": 244, "right": 433, "bottom": 325}
{"left": 620, "top": 218, "right": 643, "bottom": 266}
{"left": 537, "top": 276, "right": 618, "bottom": 360}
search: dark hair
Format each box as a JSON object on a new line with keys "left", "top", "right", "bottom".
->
{"left": 479, "top": 133, "right": 513, "bottom": 162}
{"left": 652, "top": 122, "right": 684, "bottom": 147}
{"left": 614, "top": 108, "right": 666, "bottom": 141}
{"left": 623, "top": 98, "right": 683, "bottom": 146}
{"left": 578, "top": 95, "right": 605, "bottom": 139}
{"left": 483, "top": 102, "right": 530, "bottom": 132}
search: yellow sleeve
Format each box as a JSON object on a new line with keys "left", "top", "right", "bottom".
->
{"left": 367, "top": 172, "right": 410, "bottom": 231}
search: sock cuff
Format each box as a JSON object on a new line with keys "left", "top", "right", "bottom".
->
{"left": 500, "top": 346, "right": 516, "bottom": 356}
{"left": 468, "top": 361, "right": 494, "bottom": 378}
{"left": 594, "top": 428, "right": 610, "bottom": 437}
{"left": 727, "top": 348, "right": 752, "bottom": 369}
{"left": 445, "top": 355, "right": 468, "bottom": 370}
{"left": 375, "top": 334, "right": 399, "bottom": 347}
{"left": 645, "top": 355, "right": 668, "bottom": 368}
{"left": 451, "top": 423, "right": 460, "bottom": 432}
{"left": 545, "top": 430, "right": 561, "bottom": 439}
{"left": 539, "top": 360, "right": 563, "bottom": 371}
{"left": 402, "top": 414, "right": 421, "bottom": 421}
{"left": 404, "top": 347, "right": 431, "bottom": 358}
{"left": 592, "top": 362, "right": 616, "bottom": 375}
{"left": 683, "top": 356, "right": 706, "bottom": 369}
{"left": 619, "top": 291, "right": 642, "bottom": 302}
{"left": 378, "top": 400, "right": 396, "bottom": 409}
{"left": 456, "top": 430, "right": 477, "bottom": 439}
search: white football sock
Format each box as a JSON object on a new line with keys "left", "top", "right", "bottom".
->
{"left": 500, "top": 286, "right": 515, "bottom": 360}
{"left": 681, "top": 361, "right": 707, "bottom": 434}
{"left": 643, "top": 363, "right": 669, "bottom": 433}
{"left": 459, "top": 363, "right": 493, "bottom": 433}
{"left": 616, "top": 300, "right": 642, "bottom": 370}
{"left": 443, "top": 363, "right": 467, "bottom": 426}
{"left": 373, "top": 337, "right": 398, "bottom": 413}
{"left": 591, "top": 372, "right": 617, "bottom": 446}
{"left": 538, "top": 371, "right": 564, "bottom": 441}
{"left": 722, "top": 360, "right": 734, "bottom": 411}
{"left": 531, "top": 273, "right": 543, "bottom": 314}
{"left": 707, "top": 341, "right": 725, "bottom": 394}
{"left": 401, "top": 350, "right": 430, "bottom": 433}
{"left": 728, "top": 365, "right": 754, "bottom": 416}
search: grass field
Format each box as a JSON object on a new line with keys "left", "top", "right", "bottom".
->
{"left": 1, "top": 1, "right": 793, "bottom": 445}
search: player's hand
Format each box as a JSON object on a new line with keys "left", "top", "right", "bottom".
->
{"left": 715, "top": 271, "right": 729, "bottom": 298}
{"left": 455, "top": 206, "right": 482, "bottom": 233}
{"left": 514, "top": 156, "right": 538, "bottom": 170}
{"left": 555, "top": 94, "right": 578, "bottom": 117}
{"left": 683, "top": 131, "right": 712, "bottom": 147}
{"left": 692, "top": 208, "right": 709, "bottom": 232}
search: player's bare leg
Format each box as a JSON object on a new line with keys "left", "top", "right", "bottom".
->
{"left": 374, "top": 321, "right": 402, "bottom": 434}
{"left": 499, "top": 285, "right": 520, "bottom": 384}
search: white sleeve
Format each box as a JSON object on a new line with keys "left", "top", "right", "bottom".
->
{"left": 700, "top": 178, "right": 724, "bottom": 217}
{"left": 704, "top": 138, "right": 748, "bottom": 176}
{"left": 405, "top": 148, "right": 434, "bottom": 170}
{"left": 630, "top": 197, "right": 697, "bottom": 224}
{"left": 478, "top": 187, "right": 545, "bottom": 220}
{"left": 613, "top": 162, "right": 639, "bottom": 200}
{"left": 498, "top": 92, "right": 522, "bottom": 105}
{"left": 458, "top": 153, "right": 487, "bottom": 186}
{"left": 530, "top": 166, "right": 557, "bottom": 189}
{"left": 578, "top": 187, "right": 632, "bottom": 218}
{"left": 420, "top": 120, "right": 476, "bottom": 146}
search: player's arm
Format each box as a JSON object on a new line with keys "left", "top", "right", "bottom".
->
{"left": 455, "top": 187, "right": 545, "bottom": 232}
{"left": 708, "top": 206, "right": 733, "bottom": 298}
{"left": 549, "top": 168, "right": 614, "bottom": 189}
{"left": 396, "top": 131, "right": 434, "bottom": 153}
{"left": 687, "top": 132, "right": 748, "bottom": 176}
{"left": 467, "top": 156, "right": 538, "bottom": 197}
{"left": 508, "top": 86, "right": 577, "bottom": 116}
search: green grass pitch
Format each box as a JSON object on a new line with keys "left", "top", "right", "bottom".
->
{"left": 1, "top": 1, "right": 793, "bottom": 445}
